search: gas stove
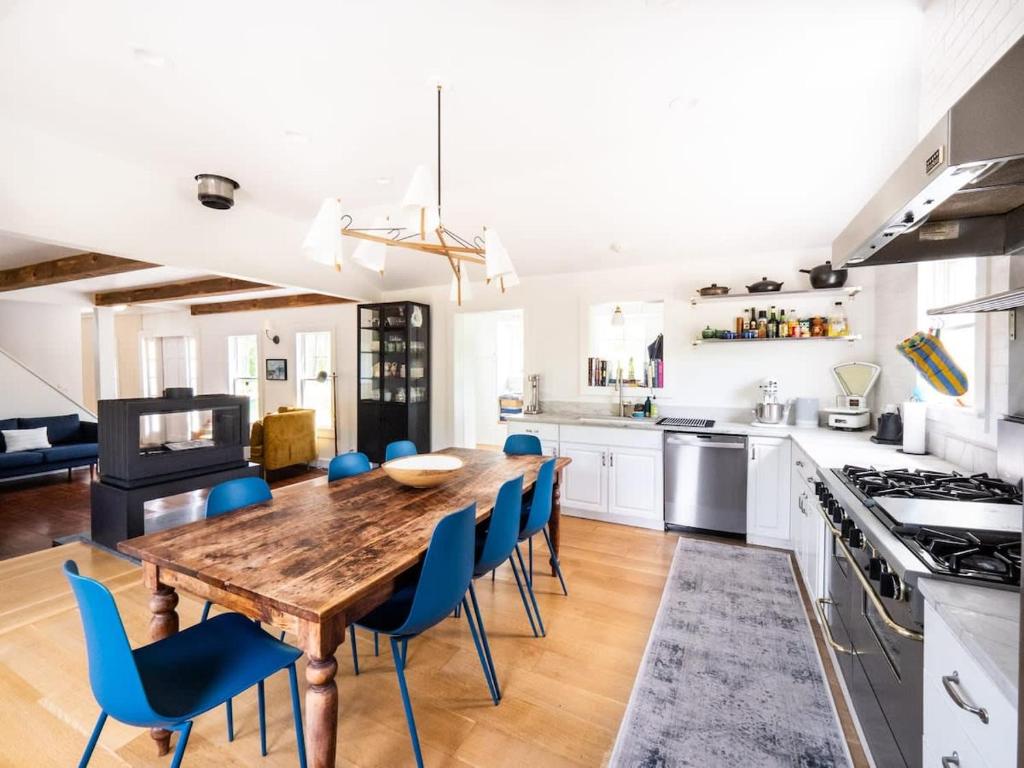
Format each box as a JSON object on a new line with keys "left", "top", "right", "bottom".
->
{"left": 833, "top": 465, "right": 1022, "bottom": 589}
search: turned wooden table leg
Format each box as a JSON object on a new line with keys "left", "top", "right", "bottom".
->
{"left": 148, "top": 583, "right": 179, "bottom": 756}
{"left": 549, "top": 470, "right": 562, "bottom": 576}
{"left": 305, "top": 650, "right": 340, "bottom": 768}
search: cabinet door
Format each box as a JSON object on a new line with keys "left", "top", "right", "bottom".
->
{"left": 747, "top": 437, "right": 791, "bottom": 542}
{"left": 607, "top": 446, "right": 663, "bottom": 522}
{"left": 540, "top": 440, "right": 558, "bottom": 458}
{"left": 559, "top": 441, "right": 606, "bottom": 513}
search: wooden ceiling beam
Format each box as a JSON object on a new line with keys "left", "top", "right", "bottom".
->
{"left": 94, "top": 276, "right": 276, "bottom": 306}
{"left": 189, "top": 293, "right": 354, "bottom": 316}
{"left": 0, "top": 252, "right": 158, "bottom": 292}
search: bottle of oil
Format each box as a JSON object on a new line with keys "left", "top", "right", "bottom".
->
{"left": 828, "top": 302, "right": 848, "bottom": 337}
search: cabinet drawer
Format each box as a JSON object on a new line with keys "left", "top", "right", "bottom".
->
{"left": 924, "top": 674, "right": 990, "bottom": 768}
{"left": 560, "top": 424, "right": 662, "bottom": 450}
{"left": 507, "top": 421, "right": 559, "bottom": 442}
{"left": 923, "top": 603, "right": 1015, "bottom": 768}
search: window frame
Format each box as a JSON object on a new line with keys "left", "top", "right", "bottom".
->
{"left": 227, "top": 333, "right": 260, "bottom": 424}
{"left": 295, "top": 329, "right": 335, "bottom": 433}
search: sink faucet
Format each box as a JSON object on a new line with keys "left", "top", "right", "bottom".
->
{"left": 616, "top": 369, "right": 629, "bottom": 417}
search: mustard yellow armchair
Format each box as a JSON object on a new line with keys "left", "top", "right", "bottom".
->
{"left": 249, "top": 407, "right": 317, "bottom": 473}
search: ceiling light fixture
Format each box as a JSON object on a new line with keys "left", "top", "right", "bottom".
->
{"left": 302, "top": 85, "right": 517, "bottom": 305}
{"left": 611, "top": 305, "right": 625, "bottom": 326}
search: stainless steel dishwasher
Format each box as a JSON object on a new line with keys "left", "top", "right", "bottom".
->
{"left": 664, "top": 432, "right": 748, "bottom": 535}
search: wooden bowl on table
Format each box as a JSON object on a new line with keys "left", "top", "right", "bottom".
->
{"left": 381, "top": 454, "right": 465, "bottom": 488}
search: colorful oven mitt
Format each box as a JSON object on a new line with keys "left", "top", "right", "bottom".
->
{"left": 897, "top": 331, "right": 968, "bottom": 396}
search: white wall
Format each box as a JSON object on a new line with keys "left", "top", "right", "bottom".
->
{"left": 0, "top": 299, "right": 87, "bottom": 409}
{"left": 131, "top": 303, "right": 357, "bottom": 459}
{"left": 386, "top": 251, "right": 878, "bottom": 449}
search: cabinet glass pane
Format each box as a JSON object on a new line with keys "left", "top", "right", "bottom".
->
{"left": 408, "top": 304, "right": 427, "bottom": 403}
{"left": 359, "top": 309, "right": 381, "bottom": 401}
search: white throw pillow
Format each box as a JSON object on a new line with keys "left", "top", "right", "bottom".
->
{"left": 2, "top": 427, "right": 51, "bottom": 452}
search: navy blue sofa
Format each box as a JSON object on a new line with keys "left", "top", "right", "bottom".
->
{"left": 0, "top": 414, "right": 98, "bottom": 480}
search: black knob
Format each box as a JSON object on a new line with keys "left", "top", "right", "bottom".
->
{"left": 880, "top": 571, "right": 900, "bottom": 599}
{"left": 830, "top": 500, "right": 844, "bottom": 525}
{"left": 848, "top": 528, "right": 864, "bottom": 548}
{"left": 841, "top": 517, "right": 855, "bottom": 538}
{"left": 814, "top": 481, "right": 826, "bottom": 501}
{"left": 869, "top": 557, "right": 884, "bottom": 580}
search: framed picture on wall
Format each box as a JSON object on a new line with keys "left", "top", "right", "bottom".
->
{"left": 266, "top": 358, "right": 288, "bottom": 381}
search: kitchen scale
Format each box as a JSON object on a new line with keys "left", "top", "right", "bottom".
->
{"left": 823, "top": 361, "right": 880, "bottom": 430}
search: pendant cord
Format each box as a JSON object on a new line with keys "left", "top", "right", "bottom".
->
{"left": 436, "top": 85, "right": 442, "bottom": 219}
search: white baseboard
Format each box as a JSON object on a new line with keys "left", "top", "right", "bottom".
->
{"left": 560, "top": 506, "right": 665, "bottom": 531}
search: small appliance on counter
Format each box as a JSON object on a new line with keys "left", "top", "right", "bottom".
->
{"left": 870, "top": 404, "right": 903, "bottom": 444}
{"left": 524, "top": 374, "right": 541, "bottom": 414}
{"left": 823, "top": 361, "right": 879, "bottom": 430}
{"left": 752, "top": 378, "right": 791, "bottom": 425}
{"left": 793, "top": 397, "right": 819, "bottom": 428}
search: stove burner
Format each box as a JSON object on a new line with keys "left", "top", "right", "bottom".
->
{"left": 892, "top": 524, "right": 1021, "bottom": 585}
{"left": 841, "top": 465, "right": 1023, "bottom": 505}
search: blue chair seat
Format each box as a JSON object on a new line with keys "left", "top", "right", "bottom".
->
{"left": 0, "top": 451, "right": 43, "bottom": 469}
{"left": 135, "top": 613, "right": 302, "bottom": 724}
{"left": 40, "top": 443, "right": 99, "bottom": 463}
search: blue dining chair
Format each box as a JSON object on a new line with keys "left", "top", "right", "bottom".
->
{"left": 384, "top": 440, "right": 418, "bottom": 462}
{"left": 327, "top": 451, "right": 371, "bottom": 481}
{"left": 63, "top": 561, "right": 307, "bottom": 768}
{"left": 502, "top": 433, "right": 542, "bottom": 456}
{"left": 467, "top": 475, "right": 538, "bottom": 697}
{"left": 348, "top": 504, "right": 495, "bottom": 768}
{"left": 201, "top": 476, "right": 278, "bottom": 744}
{"left": 515, "top": 458, "right": 568, "bottom": 637}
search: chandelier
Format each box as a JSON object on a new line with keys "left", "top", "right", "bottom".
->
{"left": 302, "top": 85, "right": 518, "bottom": 305}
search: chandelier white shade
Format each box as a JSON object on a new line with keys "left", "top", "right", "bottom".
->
{"left": 401, "top": 165, "right": 434, "bottom": 209}
{"left": 351, "top": 216, "right": 388, "bottom": 272}
{"left": 483, "top": 228, "right": 515, "bottom": 281}
{"left": 302, "top": 197, "right": 344, "bottom": 269}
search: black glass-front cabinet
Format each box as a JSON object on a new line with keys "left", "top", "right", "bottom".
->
{"left": 357, "top": 301, "right": 430, "bottom": 464}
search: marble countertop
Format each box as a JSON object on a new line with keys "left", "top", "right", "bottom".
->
{"left": 917, "top": 578, "right": 1019, "bottom": 705}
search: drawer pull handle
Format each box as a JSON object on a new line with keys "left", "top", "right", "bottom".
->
{"left": 813, "top": 598, "right": 859, "bottom": 656}
{"left": 942, "top": 671, "right": 989, "bottom": 724}
{"left": 941, "top": 752, "right": 959, "bottom": 768}
{"left": 795, "top": 459, "right": 804, "bottom": 467}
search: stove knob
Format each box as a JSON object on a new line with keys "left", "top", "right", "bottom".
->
{"left": 841, "top": 517, "right": 855, "bottom": 538}
{"left": 828, "top": 499, "right": 843, "bottom": 524}
{"left": 869, "top": 557, "right": 885, "bottom": 581}
{"left": 848, "top": 528, "right": 864, "bottom": 549}
{"left": 880, "top": 571, "right": 901, "bottom": 599}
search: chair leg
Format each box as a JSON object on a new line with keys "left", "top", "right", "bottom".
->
{"left": 400, "top": 637, "right": 409, "bottom": 666}
{"left": 225, "top": 697, "right": 234, "bottom": 742}
{"left": 78, "top": 710, "right": 107, "bottom": 768}
{"left": 528, "top": 536, "right": 534, "bottom": 586}
{"left": 468, "top": 583, "right": 500, "bottom": 702}
{"left": 515, "top": 544, "right": 546, "bottom": 637}
{"left": 288, "top": 664, "right": 308, "bottom": 768}
{"left": 279, "top": 630, "right": 286, "bottom": 641}
{"left": 542, "top": 527, "right": 568, "bottom": 596}
{"left": 257, "top": 680, "right": 267, "bottom": 756}
{"left": 491, "top": 567, "right": 496, "bottom": 582}
{"left": 200, "top": 600, "right": 212, "bottom": 623}
{"left": 349, "top": 624, "right": 360, "bottom": 675}
{"left": 391, "top": 636, "right": 425, "bottom": 768}
{"left": 169, "top": 721, "right": 193, "bottom": 768}
{"left": 374, "top": 631, "right": 379, "bottom": 657}
{"left": 508, "top": 555, "right": 539, "bottom": 638}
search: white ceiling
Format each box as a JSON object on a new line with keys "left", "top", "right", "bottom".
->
{"left": 0, "top": 230, "right": 80, "bottom": 269}
{"left": 0, "top": 0, "right": 924, "bottom": 292}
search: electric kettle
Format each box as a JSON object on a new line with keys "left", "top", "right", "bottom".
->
{"left": 871, "top": 411, "right": 903, "bottom": 445}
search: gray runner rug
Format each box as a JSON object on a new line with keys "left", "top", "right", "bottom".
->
{"left": 610, "top": 538, "right": 852, "bottom": 768}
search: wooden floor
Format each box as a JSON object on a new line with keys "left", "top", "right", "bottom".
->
{"left": 0, "top": 465, "right": 325, "bottom": 560}
{"left": 0, "top": 516, "right": 867, "bottom": 767}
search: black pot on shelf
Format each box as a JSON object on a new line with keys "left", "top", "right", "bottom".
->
{"left": 800, "top": 261, "right": 848, "bottom": 289}
{"left": 746, "top": 276, "right": 783, "bottom": 292}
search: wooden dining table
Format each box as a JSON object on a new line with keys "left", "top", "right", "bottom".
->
{"left": 119, "top": 447, "right": 571, "bottom": 768}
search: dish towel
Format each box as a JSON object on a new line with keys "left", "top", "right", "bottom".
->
{"left": 897, "top": 331, "right": 968, "bottom": 396}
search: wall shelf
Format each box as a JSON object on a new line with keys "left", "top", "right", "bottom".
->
{"left": 690, "top": 286, "right": 862, "bottom": 306}
{"left": 692, "top": 334, "right": 862, "bottom": 347}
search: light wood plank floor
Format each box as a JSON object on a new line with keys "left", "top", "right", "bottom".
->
{"left": 0, "top": 518, "right": 863, "bottom": 767}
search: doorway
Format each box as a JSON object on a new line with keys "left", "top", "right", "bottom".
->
{"left": 453, "top": 309, "right": 524, "bottom": 449}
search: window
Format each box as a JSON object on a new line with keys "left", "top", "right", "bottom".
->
{"left": 228, "top": 335, "right": 259, "bottom": 422}
{"left": 916, "top": 258, "right": 980, "bottom": 408}
{"left": 297, "top": 331, "right": 333, "bottom": 430}
{"left": 586, "top": 301, "right": 664, "bottom": 389}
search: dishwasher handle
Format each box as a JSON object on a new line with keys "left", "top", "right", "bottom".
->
{"left": 666, "top": 433, "right": 746, "bottom": 449}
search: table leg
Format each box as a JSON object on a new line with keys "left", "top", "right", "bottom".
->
{"left": 549, "top": 470, "right": 562, "bottom": 576}
{"left": 305, "top": 651, "right": 339, "bottom": 767}
{"left": 148, "top": 584, "right": 179, "bottom": 756}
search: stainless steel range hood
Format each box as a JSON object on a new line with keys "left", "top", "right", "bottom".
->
{"left": 833, "top": 36, "right": 1024, "bottom": 270}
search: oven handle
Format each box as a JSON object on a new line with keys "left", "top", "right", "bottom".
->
{"left": 813, "top": 598, "right": 859, "bottom": 656}
{"left": 813, "top": 498, "right": 924, "bottom": 642}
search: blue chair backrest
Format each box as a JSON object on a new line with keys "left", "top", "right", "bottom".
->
{"left": 328, "top": 452, "right": 371, "bottom": 482}
{"left": 63, "top": 561, "right": 155, "bottom": 726}
{"left": 503, "top": 434, "right": 542, "bottom": 456}
{"left": 476, "top": 476, "right": 524, "bottom": 575}
{"left": 394, "top": 503, "right": 476, "bottom": 637}
{"left": 206, "top": 476, "right": 272, "bottom": 518}
{"left": 521, "top": 458, "right": 557, "bottom": 537}
{"left": 384, "top": 440, "right": 418, "bottom": 462}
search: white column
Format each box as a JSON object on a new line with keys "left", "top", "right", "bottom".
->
{"left": 93, "top": 308, "right": 119, "bottom": 401}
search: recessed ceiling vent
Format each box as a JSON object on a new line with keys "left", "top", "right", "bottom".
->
{"left": 195, "top": 174, "right": 239, "bottom": 210}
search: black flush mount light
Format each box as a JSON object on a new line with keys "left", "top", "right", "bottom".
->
{"left": 195, "top": 174, "right": 239, "bottom": 210}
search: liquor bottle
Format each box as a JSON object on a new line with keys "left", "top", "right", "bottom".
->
{"left": 778, "top": 308, "right": 788, "bottom": 337}
{"left": 749, "top": 307, "right": 757, "bottom": 331}
{"left": 789, "top": 310, "right": 799, "bottom": 337}
{"left": 757, "top": 311, "right": 767, "bottom": 338}
{"left": 768, "top": 306, "right": 778, "bottom": 338}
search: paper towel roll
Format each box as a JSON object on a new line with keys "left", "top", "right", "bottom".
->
{"left": 902, "top": 401, "right": 927, "bottom": 455}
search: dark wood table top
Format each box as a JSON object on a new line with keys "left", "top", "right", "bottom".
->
{"left": 120, "top": 448, "right": 569, "bottom": 625}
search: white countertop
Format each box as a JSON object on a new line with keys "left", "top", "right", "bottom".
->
{"left": 917, "top": 578, "right": 1019, "bottom": 705}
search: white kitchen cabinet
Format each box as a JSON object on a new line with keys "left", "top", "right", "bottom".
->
{"left": 789, "top": 447, "right": 827, "bottom": 601}
{"left": 559, "top": 441, "right": 607, "bottom": 514}
{"left": 746, "top": 436, "right": 791, "bottom": 546}
{"left": 607, "top": 446, "right": 663, "bottom": 523}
